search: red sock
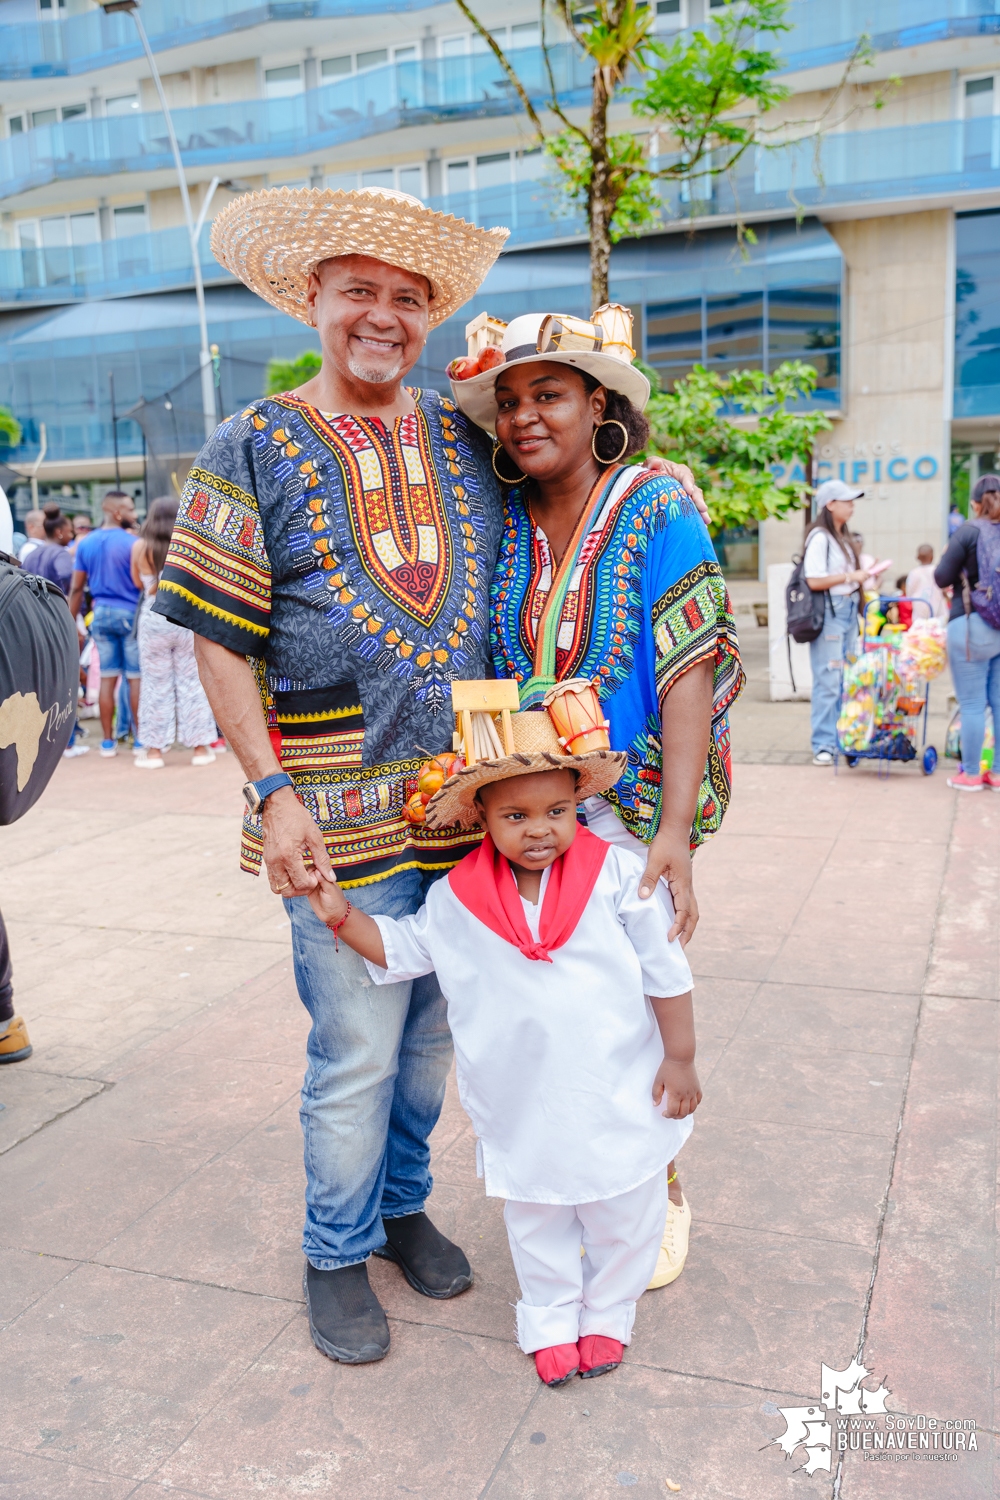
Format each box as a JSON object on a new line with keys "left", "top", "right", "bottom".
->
{"left": 577, "top": 1334, "right": 623, "bottom": 1377}
{"left": 533, "top": 1343, "right": 580, "bottom": 1386}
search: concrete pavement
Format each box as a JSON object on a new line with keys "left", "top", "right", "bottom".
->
{"left": 0, "top": 670, "right": 996, "bottom": 1499}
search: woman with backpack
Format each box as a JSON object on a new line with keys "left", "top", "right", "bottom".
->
{"left": 934, "top": 473, "right": 1000, "bottom": 790}
{"left": 802, "top": 480, "right": 870, "bottom": 766}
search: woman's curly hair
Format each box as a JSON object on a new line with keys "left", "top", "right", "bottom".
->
{"left": 576, "top": 370, "right": 650, "bottom": 463}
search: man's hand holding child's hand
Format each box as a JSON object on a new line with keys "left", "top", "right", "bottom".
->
{"left": 652, "top": 1058, "right": 702, "bottom": 1119}
{"left": 307, "top": 868, "right": 349, "bottom": 928}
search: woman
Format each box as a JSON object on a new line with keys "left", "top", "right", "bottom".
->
{"left": 934, "top": 473, "right": 1000, "bottom": 791}
{"left": 802, "top": 480, "right": 870, "bottom": 765}
{"left": 130, "top": 497, "right": 218, "bottom": 769}
{"left": 22, "top": 503, "right": 75, "bottom": 594}
{"left": 449, "top": 310, "right": 744, "bottom": 1288}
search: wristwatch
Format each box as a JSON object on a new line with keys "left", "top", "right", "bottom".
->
{"left": 242, "top": 772, "right": 294, "bottom": 814}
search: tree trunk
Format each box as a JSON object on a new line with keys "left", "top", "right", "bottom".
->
{"left": 589, "top": 65, "right": 612, "bottom": 310}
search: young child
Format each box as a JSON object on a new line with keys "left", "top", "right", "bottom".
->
{"left": 906, "top": 544, "right": 947, "bottom": 619}
{"left": 307, "top": 717, "right": 701, "bottom": 1388}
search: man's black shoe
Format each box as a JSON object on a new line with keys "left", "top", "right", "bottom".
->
{"left": 303, "top": 1260, "right": 390, "bottom": 1364}
{"left": 372, "top": 1211, "right": 473, "bottom": 1299}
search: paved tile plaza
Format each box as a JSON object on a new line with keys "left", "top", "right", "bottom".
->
{"left": 0, "top": 641, "right": 996, "bottom": 1498}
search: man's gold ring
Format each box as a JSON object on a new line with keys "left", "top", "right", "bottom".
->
{"left": 274, "top": 879, "right": 290, "bottom": 892}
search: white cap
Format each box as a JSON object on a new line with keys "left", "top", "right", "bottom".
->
{"left": 815, "top": 478, "right": 864, "bottom": 506}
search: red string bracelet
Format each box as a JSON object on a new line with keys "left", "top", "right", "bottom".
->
{"left": 325, "top": 902, "right": 352, "bottom": 950}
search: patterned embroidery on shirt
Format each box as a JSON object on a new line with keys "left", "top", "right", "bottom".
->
{"left": 651, "top": 561, "right": 743, "bottom": 712}
{"left": 494, "top": 471, "right": 667, "bottom": 693}
{"left": 159, "top": 463, "right": 271, "bottom": 640}
{"left": 269, "top": 394, "right": 486, "bottom": 716}
{"left": 492, "top": 473, "right": 744, "bottom": 850}
{"left": 156, "top": 393, "right": 498, "bottom": 888}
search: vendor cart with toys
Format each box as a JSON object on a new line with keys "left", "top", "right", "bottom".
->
{"left": 835, "top": 597, "right": 947, "bottom": 775}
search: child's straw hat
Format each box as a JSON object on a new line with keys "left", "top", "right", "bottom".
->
{"left": 424, "top": 710, "right": 626, "bottom": 830}
{"left": 210, "top": 186, "right": 508, "bottom": 328}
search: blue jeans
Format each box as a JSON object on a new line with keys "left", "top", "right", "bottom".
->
{"left": 90, "top": 603, "right": 140, "bottom": 679}
{"left": 285, "top": 867, "right": 452, "bottom": 1270}
{"left": 809, "top": 593, "right": 858, "bottom": 754}
{"left": 947, "top": 612, "right": 1000, "bottom": 774}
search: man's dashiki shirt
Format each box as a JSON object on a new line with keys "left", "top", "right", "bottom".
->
{"left": 491, "top": 466, "right": 745, "bottom": 850}
{"left": 154, "top": 389, "right": 502, "bottom": 886}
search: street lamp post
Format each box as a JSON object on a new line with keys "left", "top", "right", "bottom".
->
{"left": 95, "top": 0, "right": 217, "bottom": 440}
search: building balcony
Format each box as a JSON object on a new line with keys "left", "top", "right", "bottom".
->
{"left": 1, "top": 0, "right": 997, "bottom": 84}
{"left": 0, "top": 46, "right": 592, "bottom": 200}
{"left": 4, "top": 113, "right": 1000, "bottom": 310}
{"left": 0, "top": 222, "right": 225, "bottom": 308}
{"left": 780, "top": 0, "right": 1000, "bottom": 74}
{"left": 0, "top": 0, "right": 442, "bottom": 81}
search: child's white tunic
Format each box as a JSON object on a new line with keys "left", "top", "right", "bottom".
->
{"left": 367, "top": 842, "right": 694, "bottom": 1206}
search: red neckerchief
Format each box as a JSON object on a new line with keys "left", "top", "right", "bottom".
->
{"left": 447, "top": 827, "right": 609, "bottom": 962}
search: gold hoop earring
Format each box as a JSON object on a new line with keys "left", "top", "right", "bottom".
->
{"left": 492, "top": 441, "right": 526, "bottom": 487}
{"left": 592, "top": 419, "right": 629, "bottom": 464}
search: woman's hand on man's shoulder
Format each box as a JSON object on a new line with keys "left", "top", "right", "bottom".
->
{"left": 641, "top": 458, "right": 710, "bottom": 527}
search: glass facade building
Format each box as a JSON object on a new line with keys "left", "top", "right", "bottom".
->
{"left": 0, "top": 217, "right": 843, "bottom": 471}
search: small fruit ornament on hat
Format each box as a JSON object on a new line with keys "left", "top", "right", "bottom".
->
{"left": 403, "top": 751, "right": 466, "bottom": 826}
{"left": 447, "top": 312, "right": 508, "bottom": 381}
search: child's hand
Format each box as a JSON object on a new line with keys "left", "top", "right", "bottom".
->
{"left": 652, "top": 1058, "right": 702, "bottom": 1119}
{"left": 306, "top": 870, "right": 348, "bottom": 929}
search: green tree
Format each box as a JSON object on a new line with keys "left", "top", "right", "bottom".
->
{"left": 265, "top": 349, "right": 321, "bottom": 397}
{"left": 642, "top": 360, "right": 832, "bottom": 534}
{"left": 0, "top": 405, "right": 22, "bottom": 449}
{"left": 453, "top": 0, "right": 879, "bottom": 308}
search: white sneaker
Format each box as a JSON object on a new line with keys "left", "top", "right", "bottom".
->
{"left": 191, "top": 750, "right": 216, "bottom": 766}
{"left": 63, "top": 743, "right": 90, "bottom": 758}
{"left": 647, "top": 1194, "right": 691, "bottom": 1289}
{"left": 812, "top": 750, "right": 834, "bottom": 766}
{"left": 135, "top": 753, "right": 164, "bottom": 769}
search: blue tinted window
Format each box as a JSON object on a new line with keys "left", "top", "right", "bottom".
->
{"left": 955, "top": 209, "right": 1000, "bottom": 418}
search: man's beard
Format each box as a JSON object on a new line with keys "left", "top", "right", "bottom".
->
{"left": 346, "top": 350, "right": 404, "bottom": 384}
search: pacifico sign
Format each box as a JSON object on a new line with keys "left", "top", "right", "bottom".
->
{"left": 771, "top": 441, "right": 940, "bottom": 488}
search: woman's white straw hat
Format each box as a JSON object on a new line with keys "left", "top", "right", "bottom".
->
{"left": 448, "top": 310, "right": 651, "bottom": 436}
{"left": 425, "top": 708, "right": 626, "bottom": 831}
{"left": 210, "top": 185, "right": 509, "bottom": 329}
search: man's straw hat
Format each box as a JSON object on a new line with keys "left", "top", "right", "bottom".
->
{"left": 425, "top": 709, "right": 626, "bottom": 831}
{"left": 210, "top": 186, "right": 509, "bottom": 328}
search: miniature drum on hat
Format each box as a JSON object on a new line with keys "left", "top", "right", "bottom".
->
{"left": 537, "top": 314, "right": 604, "bottom": 355}
{"left": 542, "top": 678, "right": 611, "bottom": 756}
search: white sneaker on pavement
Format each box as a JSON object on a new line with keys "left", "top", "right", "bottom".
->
{"left": 812, "top": 750, "right": 834, "bottom": 766}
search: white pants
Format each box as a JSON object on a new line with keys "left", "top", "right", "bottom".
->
{"left": 504, "top": 1172, "right": 668, "bottom": 1354}
{"left": 137, "top": 606, "right": 217, "bottom": 751}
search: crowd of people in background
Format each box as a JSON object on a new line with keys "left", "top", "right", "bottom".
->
{"left": 10, "top": 489, "right": 224, "bottom": 768}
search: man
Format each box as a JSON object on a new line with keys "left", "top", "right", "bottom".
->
{"left": 154, "top": 186, "right": 708, "bottom": 1366}
{"left": 68, "top": 490, "right": 141, "bottom": 757}
{"left": 17, "top": 508, "right": 45, "bottom": 564}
